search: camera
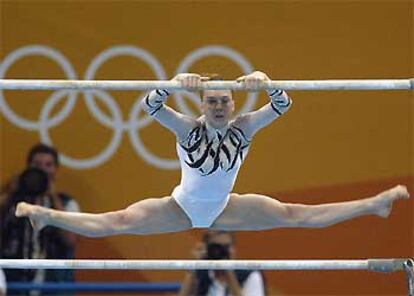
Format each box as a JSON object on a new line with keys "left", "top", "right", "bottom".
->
{"left": 206, "top": 243, "right": 230, "bottom": 260}
{"left": 17, "top": 167, "right": 49, "bottom": 197}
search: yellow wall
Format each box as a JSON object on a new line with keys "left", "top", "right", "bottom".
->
{"left": 1, "top": 1, "right": 412, "bottom": 294}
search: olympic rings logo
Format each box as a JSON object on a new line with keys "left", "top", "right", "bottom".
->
{"left": 0, "top": 45, "right": 258, "bottom": 170}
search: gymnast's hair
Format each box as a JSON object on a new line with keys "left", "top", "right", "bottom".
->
{"left": 200, "top": 73, "right": 233, "bottom": 100}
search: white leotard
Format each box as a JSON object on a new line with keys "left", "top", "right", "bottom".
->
{"left": 172, "top": 118, "right": 251, "bottom": 227}
{"left": 142, "top": 87, "right": 292, "bottom": 227}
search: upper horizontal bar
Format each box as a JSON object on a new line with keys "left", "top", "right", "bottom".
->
{"left": 0, "top": 259, "right": 410, "bottom": 272}
{"left": 0, "top": 79, "right": 413, "bottom": 91}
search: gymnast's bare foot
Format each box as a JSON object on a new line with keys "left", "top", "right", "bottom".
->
{"left": 15, "top": 202, "right": 49, "bottom": 230}
{"left": 372, "top": 185, "right": 410, "bottom": 218}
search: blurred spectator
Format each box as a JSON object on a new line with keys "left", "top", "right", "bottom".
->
{"left": 0, "top": 144, "right": 80, "bottom": 295}
{"left": 0, "top": 268, "right": 6, "bottom": 296}
{"left": 179, "top": 230, "right": 266, "bottom": 296}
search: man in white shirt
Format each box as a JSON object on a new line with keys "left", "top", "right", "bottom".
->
{"left": 179, "top": 231, "right": 265, "bottom": 296}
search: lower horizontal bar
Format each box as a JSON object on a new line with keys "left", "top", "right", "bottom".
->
{"left": 7, "top": 282, "right": 181, "bottom": 293}
{"left": 0, "top": 259, "right": 411, "bottom": 271}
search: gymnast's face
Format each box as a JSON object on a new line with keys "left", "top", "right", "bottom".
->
{"left": 201, "top": 90, "right": 235, "bottom": 129}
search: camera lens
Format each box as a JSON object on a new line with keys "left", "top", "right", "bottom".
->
{"left": 207, "top": 243, "right": 230, "bottom": 260}
{"left": 18, "top": 167, "right": 49, "bottom": 196}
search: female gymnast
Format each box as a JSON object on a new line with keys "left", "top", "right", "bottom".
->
{"left": 15, "top": 71, "right": 410, "bottom": 236}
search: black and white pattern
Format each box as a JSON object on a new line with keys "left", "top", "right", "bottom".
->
{"left": 268, "top": 89, "right": 292, "bottom": 115}
{"left": 179, "top": 123, "right": 251, "bottom": 176}
{"left": 145, "top": 89, "right": 170, "bottom": 116}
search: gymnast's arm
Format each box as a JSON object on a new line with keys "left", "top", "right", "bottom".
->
{"left": 140, "top": 75, "right": 199, "bottom": 142}
{"left": 234, "top": 72, "right": 292, "bottom": 139}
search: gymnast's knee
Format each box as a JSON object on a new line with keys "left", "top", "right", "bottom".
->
{"left": 97, "top": 209, "right": 138, "bottom": 235}
{"left": 279, "top": 203, "right": 323, "bottom": 228}
{"left": 267, "top": 202, "right": 304, "bottom": 228}
{"left": 113, "top": 208, "right": 151, "bottom": 234}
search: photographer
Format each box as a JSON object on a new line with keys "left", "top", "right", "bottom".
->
{"left": 0, "top": 144, "right": 80, "bottom": 295}
{"left": 179, "top": 231, "right": 265, "bottom": 296}
{"left": 0, "top": 268, "right": 5, "bottom": 296}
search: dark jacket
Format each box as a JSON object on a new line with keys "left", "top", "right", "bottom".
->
{"left": 0, "top": 192, "right": 76, "bottom": 288}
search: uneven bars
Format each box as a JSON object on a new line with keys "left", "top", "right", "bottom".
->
{"left": 0, "top": 79, "right": 413, "bottom": 91}
{"left": 0, "top": 259, "right": 411, "bottom": 272}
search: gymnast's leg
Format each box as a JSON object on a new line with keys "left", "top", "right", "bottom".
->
{"left": 15, "top": 196, "right": 192, "bottom": 237}
{"left": 211, "top": 185, "right": 410, "bottom": 230}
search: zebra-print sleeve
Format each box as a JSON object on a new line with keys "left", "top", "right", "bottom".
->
{"left": 143, "top": 89, "right": 170, "bottom": 116}
{"left": 267, "top": 89, "right": 292, "bottom": 115}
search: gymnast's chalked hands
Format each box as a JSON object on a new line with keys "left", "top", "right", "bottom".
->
{"left": 172, "top": 71, "right": 272, "bottom": 92}
{"left": 171, "top": 73, "right": 209, "bottom": 92}
{"left": 236, "top": 71, "right": 271, "bottom": 91}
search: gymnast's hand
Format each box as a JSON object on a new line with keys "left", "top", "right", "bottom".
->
{"left": 172, "top": 73, "right": 209, "bottom": 92}
{"left": 236, "top": 71, "right": 271, "bottom": 91}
